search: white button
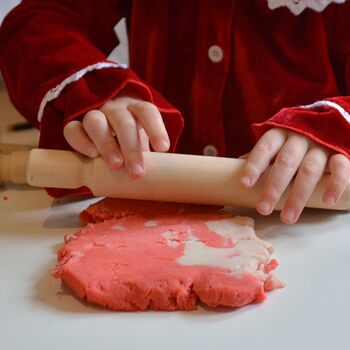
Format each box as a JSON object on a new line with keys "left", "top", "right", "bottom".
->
{"left": 208, "top": 45, "right": 224, "bottom": 63}
{"left": 203, "top": 145, "right": 218, "bottom": 157}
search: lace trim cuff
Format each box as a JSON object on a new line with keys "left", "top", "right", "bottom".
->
{"left": 301, "top": 100, "right": 350, "bottom": 123}
{"left": 37, "top": 61, "right": 127, "bottom": 123}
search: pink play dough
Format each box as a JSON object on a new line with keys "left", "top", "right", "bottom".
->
{"left": 54, "top": 199, "right": 284, "bottom": 311}
{"left": 79, "top": 198, "right": 216, "bottom": 224}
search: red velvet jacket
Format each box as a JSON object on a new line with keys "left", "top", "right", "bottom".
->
{"left": 1, "top": 0, "right": 350, "bottom": 197}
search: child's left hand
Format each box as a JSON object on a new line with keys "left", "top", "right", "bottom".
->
{"left": 239, "top": 128, "right": 350, "bottom": 224}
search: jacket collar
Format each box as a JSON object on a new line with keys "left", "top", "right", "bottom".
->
{"left": 267, "top": 0, "right": 346, "bottom": 15}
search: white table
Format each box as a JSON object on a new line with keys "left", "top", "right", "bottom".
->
{"left": 1, "top": 183, "right": 349, "bottom": 350}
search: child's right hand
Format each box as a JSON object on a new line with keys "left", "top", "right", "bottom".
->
{"left": 63, "top": 95, "right": 170, "bottom": 178}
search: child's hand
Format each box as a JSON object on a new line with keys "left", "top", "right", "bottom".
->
{"left": 63, "top": 95, "right": 170, "bottom": 178}
{"left": 240, "top": 128, "right": 350, "bottom": 224}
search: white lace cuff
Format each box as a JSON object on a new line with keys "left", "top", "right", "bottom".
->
{"left": 37, "top": 61, "right": 127, "bottom": 123}
{"left": 267, "top": 0, "right": 346, "bottom": 15}
{"left": 301, "top": 100, "right": 350, "bottom": 123}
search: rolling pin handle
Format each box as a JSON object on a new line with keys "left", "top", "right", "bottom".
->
{"left": 0, "top": 151, "right": 29, "bottom": 184}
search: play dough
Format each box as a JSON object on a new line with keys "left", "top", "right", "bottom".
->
{"left": 79, "top": 198, "right": 216, "bottom": 224}
{"left": 54, "top": 199, "right": 283, "bottom": 311}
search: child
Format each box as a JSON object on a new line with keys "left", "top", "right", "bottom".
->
{"left": 1, "top": 0, "right": 349, "bottom": 224}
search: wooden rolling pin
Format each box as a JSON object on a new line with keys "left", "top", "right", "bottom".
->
{"left": 1, "top": 147, "right": 350, "bottom": 210}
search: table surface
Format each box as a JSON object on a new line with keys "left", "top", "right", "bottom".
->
{"left": 1, "top": 183, "right": 349, "bottom": 350}
{"left": 1, "top": 84, "right": 349, "bottom": 349}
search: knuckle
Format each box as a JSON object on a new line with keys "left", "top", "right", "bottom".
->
{"left": 275, "top": 153, "right": 297, "bottom": 169}
{"left": 330, "top": 157, "right": 350, "bottom": 183}
{"left": 64, "top": 120, "right": 79, "bottom": 133}
{"left": 245, "top": 163, "right": 261, "bottom": 178}
{"left": 300, "top": 161, "right": 319, "bottom": 177}
{"left": 117, "top": 116, "right": 137, "bottom": 130}
{"left": 254, "top": 141, "right": 274, "bottom": 155}
{"left": 332, "top": 154, "right": 350, "bottom": 170}
{"left": 83, "top": 110, "right": 103, "bottom": 125}
{"left": 267, "top": 127, "right": 285, "bottom": 138}
{"left": 102, "top": 103, "right": 126, "bottom": 117}
{"left": 264, "top": 183, "right": 284, "bottom": 200}
{"left": 102, "top": 99, "right": 119, "bottom": 110}
{"left": 131, "top": 101, "right": 158, "bottom": 115}
{"left": 109, "top": 104, "right": 126, "bottom": 116}
{"left": 144, "top": 101, "right": 158, "bottom": 113}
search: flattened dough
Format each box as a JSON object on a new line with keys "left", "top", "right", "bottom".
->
{"left": 54, "top": 199, "right": 283, "bottom": 311}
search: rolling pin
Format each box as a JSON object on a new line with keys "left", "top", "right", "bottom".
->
{"left": 1, "top": 147, "right": 350, "bottom": 210}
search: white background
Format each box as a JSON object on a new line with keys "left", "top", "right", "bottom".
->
{"left": 0, "top": 0, "right": 20, "bottom": 24}
{"left": 0, "top": 0, "right": 20, "bottom": 83}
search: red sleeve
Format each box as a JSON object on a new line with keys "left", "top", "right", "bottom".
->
{"left": 252, "top": 5, "right": 350, "bottom": 159}
{"left": 0, "top": 0, "right": 183, "bottom": 198}
{"left": 252, "top": 97, "right": 350, "bottom": 158}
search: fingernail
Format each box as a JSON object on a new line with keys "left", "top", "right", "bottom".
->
{"left": 109, "top": 154, "right": 123, "bottom": 167}
{"left": 130, "top": 163, "right": 144, "bottom": 177}
{"left": 283, "top": 210, "right": 296, "bottom": 223}
{"left": 258, "top": 201, "right": 271, "bottom": 214}
{"left": 326, "top": 194, "right": 337, "bottom": 206}
{"left": 241, "top": 176, "right": 252, "bottom": 187}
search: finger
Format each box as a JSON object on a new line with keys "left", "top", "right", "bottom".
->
{"left": 63, "top": 120, "right": 98, "bottom": 158}
{"left": 239, "top": 152, "right": 249, "bottom": 159}
{"left": 257, "top": 134, "right": 309, "bottom": 215}
{"left": 323, "top": 154, "right": 350, "bottom": 206}
{"left": 139, "top": 127, "right": 151, "bottom": 151}
{"left": 240, "top": 128, "right": 287, "bottom": 188}
{"left": 280, "top": 147, "right": 328, "bottom": 224}
{"left": 128, "top": 101, "right": 170, "bottom": 152}
{"left": 105, "top": 105, "right": 145, "bottom": 178}
{"left": 83, "top": 110, "right": 123, "bottom": 169}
